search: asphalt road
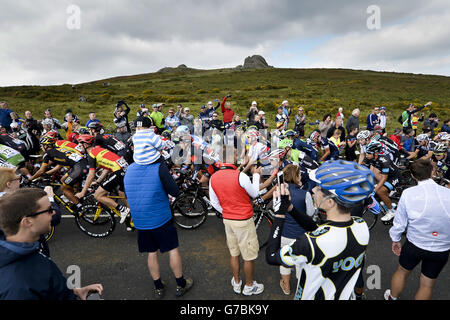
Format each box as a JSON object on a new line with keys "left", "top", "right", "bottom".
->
{"left": 49, "top": 213, "right": 449, "bottom": 301}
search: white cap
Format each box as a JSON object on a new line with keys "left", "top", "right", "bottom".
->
{"left": 252, "top": 101, "right": 257, "bottom": 105}
{"left": 282, "top": 100, "right": 288, "bottom": 105}
{"left": 10, "top": 122, "right": 19, "bottom": 128}
{"left": 258, "top": 111, "right": 265, "bottom": 115}
{"left": 208, "top": 101, "right": 213, "bottom": 105}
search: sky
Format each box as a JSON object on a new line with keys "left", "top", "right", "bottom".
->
{"left": 0, "top": 0, "right": 449, "bottom": 86}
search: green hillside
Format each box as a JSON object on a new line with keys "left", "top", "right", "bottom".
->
{"left": 1, "top": 67, "right": 449, "bottom": 135}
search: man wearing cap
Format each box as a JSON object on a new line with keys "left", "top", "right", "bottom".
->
{"left": 206, "top": 99, "right": 221, "bottom": 119}
{"left": 115, "top": 121, "right": 131, "bottom": 144}
{"left": 165, "top": 108, "right": 180, "bottom": 132}
{"left": 294, "top": 107, "right": 307, "bottom": 137}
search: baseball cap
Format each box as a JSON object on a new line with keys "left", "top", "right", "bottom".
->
{"left": 201, "top": 105, "right": 206, "bottom": 109}
{"left": 134, "top": 116, "right": 153, "bottom": 128}
{"left": 258, "top": 111, "right": 265, "bottom": 115}
{"left": 380, "top": 106, "right": 386, "bottom": 110}
{"left": 252, "top": 101, "right": 257, "bottom": 105}
{"left": 184, "top": 107, "right": 190, "bottom": 112}
{"left": 282, "top": 100, "right": 288, "bottom": 105}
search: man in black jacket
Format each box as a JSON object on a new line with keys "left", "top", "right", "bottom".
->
{"left": 0, "top": 188, "right": 103, "bottom": 300}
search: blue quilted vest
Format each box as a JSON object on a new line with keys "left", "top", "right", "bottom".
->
{"left": 124, "top": 162, "right": 172, "bottom": 230}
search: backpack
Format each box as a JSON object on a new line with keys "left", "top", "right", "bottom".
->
{"left": 398, "top": 114, "right": 403, "bottom": 124}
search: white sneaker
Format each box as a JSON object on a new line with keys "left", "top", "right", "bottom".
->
{"left": 119, "top": 206, "right": 130, "bottom": 224}
{"left": 384, "top": 289, "right": 397, "bottom": 300}
{"left": 242, "top": 281, "right": 264, "bottom": 296}
{"left": 381, "top": 210, "right": 395, "bottom": 222}
{"left": 231, "top": 277, "right": 242, "bottom": 294}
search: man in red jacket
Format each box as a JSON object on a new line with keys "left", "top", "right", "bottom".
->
{"left": 209, "top": 163, "right": 264, "bottom": 296}
{"left": 221, "top": 95, "right": 235, "bottom": 130}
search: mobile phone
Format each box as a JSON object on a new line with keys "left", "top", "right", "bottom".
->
{"left": 86, "top": 291, "right": 101, "bottom": 300}
{"left": 277, "top": 171, "right": 284, "bottom": 189}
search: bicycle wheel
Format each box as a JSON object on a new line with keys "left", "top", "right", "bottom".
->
{"left": 75, "top": 204, "right": 116, "bottom": 238}
{"left": 254, "top": 208, "right": 273, "bottom": 249}
{"left": 44, "top": 226, "right": 55, "bottom": 242}
{"left": 361, "top": 208, "right": 378, "bottom": 231}
{"left": 171, "top": 192, "right": 208, "bottom": 229}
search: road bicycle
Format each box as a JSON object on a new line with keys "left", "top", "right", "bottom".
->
{"left": 27, "top": 177, "right": 134, "bottom": 239}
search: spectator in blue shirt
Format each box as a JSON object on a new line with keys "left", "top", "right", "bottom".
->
{"left": 367, "top": 107, "right": 380, "bottom": 131}
{"left": 0, "top": 102, "right": 13, "bottom": 132}
{"left": 164, "top": 108, "right": 180, "bottom": 132}
{"left": 85, "top": 112, "right": 101, "bottom": 128}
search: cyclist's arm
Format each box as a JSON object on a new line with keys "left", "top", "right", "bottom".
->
{"left": 45, "top": 164, "right": 63, "bottom": 176}
{"left": 374, "top": 173, "right": 388, "bottom": 193}
{"left": 76, "top": 169, "right": 96, "bottom": 199}
{"left": 29, "top": 162, "right": 50, "bottom": 181}
{"left": 420, "top": 150, "right": 433, "bottom": 160}
{"left": 358, "top": 151, "right": 365, "bottom": 165}
{"left": 320, "top": 146, "right": 330, "bottom": 162}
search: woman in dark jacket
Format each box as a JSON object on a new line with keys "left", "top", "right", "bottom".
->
{"left": 278, "top": 164, "right": 315, "bottom": 295}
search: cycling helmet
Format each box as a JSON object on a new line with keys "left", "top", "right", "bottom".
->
{"left": 278, "top": 138, "right": 293, "bottom": 149}
{"left": 77, "top": 134, "right": 94, "bottom": 145}
{"left": 44, "top": 131, "right": 59, "bottom": 139}
{"left": 40, "top": 135, "right": 57, "bottom": 145}
{"left": 41, "top": 118, "right": 53, "bottom": 126}
{"left": 416, "top": 133, "right": 429, "bottom": 143}
{"left": 309, "top": 160, "right": 375, "bottom": 207}
{"left": 161, "top": 130, "right": 172, "bottom": 139}
{"left": 309, "top": 130, "right": 321, "bottom": 141}
{"left": 67, "top": 132, "right": 79, "bottom": 143}
{"left": 432, "top": 143, "right": 447, "bottom": 154}
{"left": 77, "top": 127, "right": 89, "bottom": 135}
{"left": 175, "top": 125, "right": 190, "bottom": 135}
{"left": 441, "top": 133, "right": 450, "bottom": 141}
{"left": 365, "top": 140, "right": 383, "bottom": 154}
{"left": 88, "top": 122, "right": 103, "bottom": 132}
{"left": 284, "top": 129, "right": 296, "bottom": 137}
{"left": 247, "top": 126, "right": 260, "bottom": 139}
{"left": 357, "top": 130, "right": 370, "bottom": 140}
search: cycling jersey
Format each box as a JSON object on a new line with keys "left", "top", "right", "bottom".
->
{"left": 0, "top": 133, "right": 28, "bottom": 158}
{"left": 87, "top": 146, "right": 128, "bottom": 172}
{"left": 416, "top": 144, "right": 430, "bottom": 158}
{"left": 293, "top": 138, "right": 318, "bottom": 161}
{"left": 378, "top": 136, "right": 400, "bottom": 164}
{"left": 309, "top": 137, "right": 339, "bottom": 161}
{"left": 42, "top": 147, "right": 84, "bottom": 168}
{"left": 290, "top": 149, "right": 319, "bottom": 171}
{"left": 55, "top": 140, "right": 82, "bottom": 154}
{"left": 267, "top": 214, "right": 369, "bottom": 300}
{"left": 364, "top": 154, "right": 400, "bottom": 190}
{"left": 93, "top": 134, "right": 133, "bottom": 162}
{"left": 0, "top": 144, "right": 25, "bottom": 167}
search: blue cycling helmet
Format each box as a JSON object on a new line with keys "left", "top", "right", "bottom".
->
{"left": 309, "top": 160, "right": 375, "bottom": 207}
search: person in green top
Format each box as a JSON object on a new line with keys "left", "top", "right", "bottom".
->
{"left": 400, "top": 102, "right": 432, "bottom": 134}
{"left": 150, "top": 104, "right": 165, "bottom": 134}
{"left": 278, "top": 139, "right": 319, "bottom": 171}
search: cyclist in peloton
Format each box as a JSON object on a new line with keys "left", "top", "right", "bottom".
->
{"left": 371, "top": 132, "right": 401, "bottom": 165}
{"left": 75, "top": 135, "right": 130, "bottom": 224}
{"left": 430, "top": 143, "right": 450, "bottom": 188}
{"left": 407, "top": 133, "right": 433, "bottom": 160}
{"left": 239, "top": 126, "right": 270, "bottom": 174}
{"left": 88, "top": 122, "right": 134, "bottom": 164}
{"left": 266, "top": 160, "right": 375, "bottom": 300}
{"left": 363, "top": 140, "right": 401, "bottom": 222}
{"left": 308, "top": 130, "right": 340, "bottom": 162}
{"left": 284, "top": 129, "right": 318, "bottom": 161}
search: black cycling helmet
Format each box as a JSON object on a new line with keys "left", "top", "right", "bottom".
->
{"left": 88, "top": 122, "right": 103, "bottom": 132}
{"left": 365, "top": 140, "right": 383, "bottom": 154}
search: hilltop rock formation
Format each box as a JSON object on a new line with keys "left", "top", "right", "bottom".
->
{"left": 157, "top": 64, "right": 194, "bottom": 73}
{"left": 242, "top": 55, "right": 273, "bottom": 69}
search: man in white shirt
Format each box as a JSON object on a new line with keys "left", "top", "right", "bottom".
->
{"left": 385, "top": 159, "right": 450, "bottom": 300}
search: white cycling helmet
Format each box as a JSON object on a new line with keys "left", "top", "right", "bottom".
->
{"left": 175, "top": 125, "right": 190, "bottom": 135}
{"left": 441, "top": 133, "right": 450, "bottom": 141}
{"left": 41, "top": 118, "right": 53, "bottom": 126}
{"left": 357, "top": 130, "right": 370, "bottom": 140}
{"left": 416, "top": 133, "right": 429, "bottom": 143}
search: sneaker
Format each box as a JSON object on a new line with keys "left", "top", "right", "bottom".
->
{"left": 118, "top": 206, "right": 130, "bottom": 224}
{"left": 384, "top": 289, "right": 398, "bottom": 300}
{"left": 231, "top": 277, "right": 242, "bottom": 294}
{"left": 154, "top": 286, "right": 165, "bottom": 300}
{"left": 242, "top": 281, "right": 264, "bottom": 296}
{"left": 176, "top": 277, "right": 193, "bottom": 297}
{"left": 381, "top": 210, "right": 395, "bottom": 222}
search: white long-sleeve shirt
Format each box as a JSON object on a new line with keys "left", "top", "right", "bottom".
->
{"left": 209, "top": 172, "right": 260, "bottom": 214}
{"left": 389, "top": 179, "right": 450, "bottom": 252}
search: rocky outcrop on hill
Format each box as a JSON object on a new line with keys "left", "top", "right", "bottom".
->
{"left": 242, "top": 55, "right": 273, "bottom": 69}
{"left": 157, "top": 64, "right": 194, "bottom": 73}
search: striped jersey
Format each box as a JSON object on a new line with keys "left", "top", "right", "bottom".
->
{"left": 132, "top": 129, "right": 163, "bottom": 165}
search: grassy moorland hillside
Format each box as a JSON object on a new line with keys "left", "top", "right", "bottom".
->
{"left": 1, "top": 67, "right": 449, "bottom": 135}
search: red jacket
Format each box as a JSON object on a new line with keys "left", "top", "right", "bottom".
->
{"left": 389, "top": 134, "right": 402, "bottom": 150}
{"left": 221, "top": 97, "right": 235, "bottom": 123}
